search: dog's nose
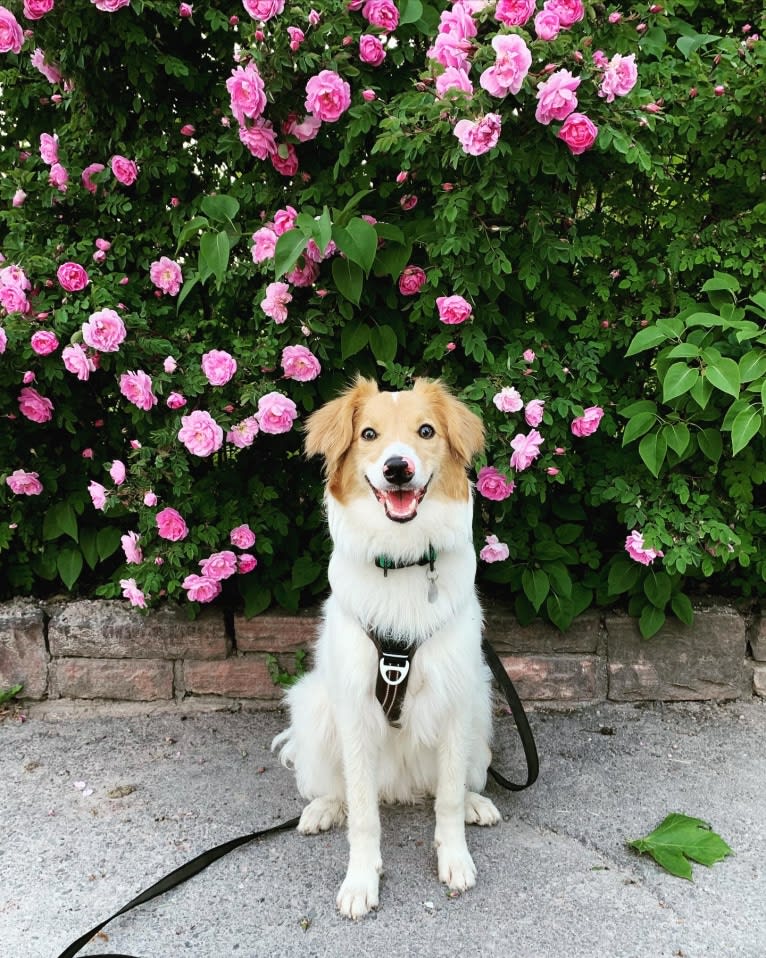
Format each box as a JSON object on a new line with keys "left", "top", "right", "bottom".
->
{"left": 383, "top": 456, "right": 415, "bottom": 486}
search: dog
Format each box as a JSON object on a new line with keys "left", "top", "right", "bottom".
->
{"left": 272, "top": 376, "right": 501, "bottom": 919}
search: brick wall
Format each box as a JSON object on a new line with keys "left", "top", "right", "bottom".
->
{"left": 0, "top": 597, "right": 761, "bottom": 709}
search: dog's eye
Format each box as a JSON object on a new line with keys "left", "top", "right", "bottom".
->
{"left": 418, "top": 423, "right": 435, "bottom": 439}
{"left": 360, "top": 427, "right": 378, "bottom": 441}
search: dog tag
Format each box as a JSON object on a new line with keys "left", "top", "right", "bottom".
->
{"left": 426, "top": 569, "right": 439, "bottom": 603}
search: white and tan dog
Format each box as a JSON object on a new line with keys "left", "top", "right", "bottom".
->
{"left": 272, "top": 376, "right": 500, "bottom": 918}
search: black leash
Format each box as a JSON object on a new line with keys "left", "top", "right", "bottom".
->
{"left": 57, "top": 640, "right": 537, "bottom": 957}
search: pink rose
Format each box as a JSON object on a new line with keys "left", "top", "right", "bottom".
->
{"left": 31, "top": 48, "right": 63, "bottom": 84}
{"left": 201, "top": 349, "right": 237, "bottom": 386}
{"left": 167, "top": 392, "right": 187, "bottom": 410}
{"left": 181, "top": 574, "right": 222, "bottom": 603}
{"left": 453, "top": 113, "right": 502, "bottom": 156}
{"left": 524, "top": 399, "right": 545, "bottom": 427}
{"left": 226, "top": 63, "right": 266, "bottom": 124}
{"left": 62, "top": 344, "right": 95, "bottom": 380}
{"left": 476, "top": 466, "right": 515, "bottom": 501}
{"left": 493, "top": 387, "right": 523, "bottom": 413}
{"left": 119, "top": 370, "right": 157, "bottom": 411}
{"left": 534, "top": 8, "right": 560, "bottom": 40}
{"left": 40, "top": 132, "right": 58, "bottom": 164}
{"left": 230, "top": 524, "right": 256, "bottom": 549}
{"left": 6, "top": 469, "right": 43, "bottom": 495}
{"left": 109, "top": 459, "right": 126, "bottom": 486}
{"left": 56, "top": 262, "right": 89, "bottom": 292}
{"left": 199, "top": 550, "right": 238, "bottom": 581}
{"left": 260, "top": 281, "right": 292, "bottom": 323}
{"left": 150, "top": 256, "right": 183, "bottom": 295}
{"left": 599, "top": 53, "right": 638, "bottom": 103}
{"left": 0, "top": 264, "right": 30, "bottom": 290}
{"left": 305, "top": 70, "right": 351, "bottom": 123}
{"left": 23, "top": 0, "right": 54, "bottom": 20}
{"left": 428, "top": 32, "right": 472, "bottom": 71}
{"left": 272, "top": 205, "right": 298, "bottom": 236}
{"left": 237, "top": 554, "right": 258, "bottom": 574}
{"left": 82, "top": 308, "right": 127, "bottom": 352}
{"left": 18, "top": 386, "right": 53, "bottom": 423}
{"left": 0, "top": 327, "right": 6, "bottom": 354}
{"left": 111, "top": 154, "right": 138, "bottom": 186}
{"left": 271, "top": 143, "right": 298, "bottom": 176}
{"left": 239, "top": 118, "right": 278, "bottom": 158}
{"left": 398, "top": 265, "right": 427, "bottom": 295}
{"left": 479, "top": 534, "right": 510, "bottom": 563}
{"left": 625, "top": 530, "right": 664, "bottom": 566}
{"left": 286, "top": 258, "right": 319, "bottom": 287}
{"left": 283, "top": 113, "right": 322, "bottom": 142}
{"left": 251, "top": 226, "right": 278, "bottom": 263}
{"left": 163, "top": 356, "right": 177, "bottom": 373}
{"left": 120, "top": 578, "right": 147, "bottom": 608}
{"left": 143, "top": 490, "right": 157, "bottom": 506}
{"left": 571, "top": 406, "right": 604, "bottom": 437}
{"left": 81, "top": 162, "right": 105, "bottom": 193}
{"left": 91, "top": 0, "right": 131, "bottom": 10}
{"left": 436, "top": 294, "right": 472, "bottom": 325}
{"left": 12, "top": 188, "right": 26, "bottom": 207}
{"left": 510, "top": 429, "right": 544, "bottom": 471}
{"left": 359, "top": 33, "right": 386, "bottom": 67}
{"left": 242, "top": 0, "right": 285, "bottom": 21}
{"left": 535, "top": 69, "right": 580, "bottom": 125}
{"left": 48, "top": 162, "right": 68, "bottom": 192}
{"left": 0, "top": 284, "right": 29, "bottom": 314}
{"left": 256, "top": 391, "right": 298, "bottom": 434}
{"left": 523, "top": 349, "right": 536, "bottom": 362}
{"left": 227, "top": 416, "right": 260, "bottom": 448}
{"left": 479, "top": 34, "right": 531, "bottom": 98}
{"left": 178, "top": 409, "right": 224, "bottom": 456}
{"left": 435, "top": 66, "right": 473, "bottom": 99}
{"left": 288, "top": 25, "right": 304, "bottom": 50}
{"left": 156, "top": 507, "right": 188, "bottom": 541}
{"left": 495, "top": 0, "right": 535, "bottom": 26}
{"left": 121, "top": 531, "right": 143, "bottom": 564}
{"left": 438, "top": 2, "right": 476, "bottom": 40}
{"left": 362, "top": 0, "right": 398, "bottom": 31}
{"left": 31, "top": 330, "right": 59, "bottom": 355}
{"left": 281, "top": 344, "right": 321, "bottom": 382}
{"left": 558, "top": 113, "right": 598, "bottom": 155}
{"left": 88, "top": 481, "right": 108, "bottom": 510}
{"left": 0, "top": 6, "right": 24, "bottom": 53}
{"left": 546, "top": 0, "right": 584, "bottom": 28}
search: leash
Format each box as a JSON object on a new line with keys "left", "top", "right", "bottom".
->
{"left": 56, "top": 641, "right": 537, "bottom": 957}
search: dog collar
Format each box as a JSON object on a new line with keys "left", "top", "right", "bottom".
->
{"left": 374, "top": 544, "right": 436, "bottom": 576}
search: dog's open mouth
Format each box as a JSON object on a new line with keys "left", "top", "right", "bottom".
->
{"left": 366, "top": 478, "right": 429, "bottom": 523}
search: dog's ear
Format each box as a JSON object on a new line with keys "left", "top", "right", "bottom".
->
{"left": 304, "top": 376, "right": 378, "bottom": 475}
{"left": 414, "top": 379, "right": 485, "bottom": 466}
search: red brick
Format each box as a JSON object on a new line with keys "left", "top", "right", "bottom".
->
{"left": 485, "top": 605, "right": 602, "bottom": 655}
{"left": 183, "top": 655, "right": 282, "bottom": 700}
{"left": 234, "top": 609, "right": 317, "bottom": 653}
{"left": 754, "top": 664, "right": 766, "bottom": 697}
{"left": 0, "top": 599, "right": 48, "bottom": 700}
{"left": 499, "top": 653, "right": 606, "bottom": 702}
{"left": 751, "top": 616, "right": 766, "bottom": 662}
{"left": 52, "top": 658, "right": 173, "bottom": 700}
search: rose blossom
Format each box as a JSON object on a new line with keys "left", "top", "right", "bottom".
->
{"left": 238, "top": 554, "right": 258, "bottom": 574}
{"left": 227, "top": 416, "right": 260, "bottom": 448}
{"left": 479, "top": 534, "right": 510, "bottom": 563}
{"left": 480, "top": 33, "right": 532, "bottom": 98}
{"left": 111, "top": 154, "right": 138, "bottom": 186}
{"left": 271, "top": 143, "right": 298, "bottom": 176}
{"left": 273, "top": 205, "right": 298, "bottom": 236}
{"left": 493, "top": 386, "right": 523, "bottom": 413}
{"left": 524, "top": 399, "right": 546, "bottom": 427}
{"left": 534, "top": 7, "right": 560, "bottom": 40}
{"left": 49, "top": 163, "right": 69, "bottom": 192}
{"left": 523, "top": 349, "right": 536, "bottom": 362}
{"left": 62, "top": 344, "right": 95, "bottom": 380}
{"left": 178, "top": 409, "right": 224, "bottom": 456}
{"left": 625, "top": 530, "right": 664, "bottom": 566}
{"left": 510, "top": 429, "right": 544, "bottom": 471}
{"left": 31, "top": 330, "right": 59, "bottom": 355}
{"left": 40, "top": 132, "right": 58, "bottom": 164}
{"left": 571, "top": 405, "right": 604, "bottom": 437}
{"left": 239, "top": 118, "right": 278, "bottom": 159}
{"left": 18, "top": 386, "right": 53, "bottom": 423}
{"left": 242, "top": 0, "right": 285, "bottom": 21}
{"left": 143, "top": 490, "right": 157, "bottom": 506}
{"left": 362, "top": 0, "right": 398, "bottom": 32}
{"left": 435, "top": 66, "right": 473, "bottom": 99}
{"left": 181, "top": 574, "right": 221, "bottom": 603}
{"left": 230, "top": 524, "right": 256, "bottom": 549}
{"left": 251, "top": 226, "right": 278, "bottom": 263}
{"left": 359, "top": 34, "right": 386, "bottom": 67}
{"left": 226, "top": 63, "right": 266, "bottom": 124}
{"left": 495, "top": 0, "right": 535, "bottom": 26}
{"left": 0, "top": 284, "right": 29, "bottom": 314}
{"left": 82, "top": 308, "right": 127, "bottom": 352}
{"left": 0, "top": 6, "right": 25, "bottom": 53}
{"left": 12, "top": 188, "right": 26, "bottom": 207}
{"left": 119, "top": 370, "right": 157, "bottom": 411}
{"left": 436, "top": 294, "right": 472, "bottom": 325}
{"left": 260, "top": 281, "right": 292, "bottom": 323}
{"left": 546, "top": 0, "right": 584, "bottom": 28}
{"left": 156, "top": 506, "right": 188, "bottom": 541}
{"left": 150, "top": 256, "right": 183, "bottom": 295}
{"left": 31, "top": 48, "right": 63, "bottom": 83}
{"left": 167, "top": 392, "right": 187, "bottom": 410}
{"left": 288, "top": 26, "right": 304, "bottom": 50}
{"left": 88, "top": 480, "right": 108, "bottom": 510}
{"left": 286, "top": 258, "right": 319, "bottom": 287}
{"left": 91, "top": 0, "right": 131, "bottom": 10}
{"left": 256, "top": 392, "right": 298, "bottom": 434}
{"left": 453, "top": 114, "right": 502, "bottom": 156}
{"left": 398, "top": 265, "right": 427, "bottom": 296}
{"left": 199, "top": 550, "right": 238, "bottom": 581}
{"left": 281, "top": 344, "right": 321, "bottom": 382}
{"left": 201, "top": 349, "right": 237, "bottom": 386}
{"left": 0, "top": 264, "right": 30, "bottom": 289}
{"left": 6, "top": 469, "right": 43, "bottom": 495}
{"left": 121, "top": 531, "right": 143, "bottom": 564}
{"left": 56, "top": 262, "right": 89, "bottom": 292}
{"left": 120, "top": 578, "right": 147, "bottom": 608}
{"left": 81, "top": 162, "right": 105, "bottom": 193}
{"left": 163, "top": 355, "right": 177, "bottom": 373}
{"left": 0, "top": 327, "right": 6, "bottom": 354}
{"left": 558, "top": 113, "right": 598, "bottom": 155}
{"left": 599, "top": 53, "right": 638, "bottom": 103}
{"left": 476, "top": 466, "right": 515, "bottom": 501}
{"left": 284, "top": 113, "right": 322, "bottom": 142}
{"left": 535, "top": 69, "right": 580, "bottom": 125}
{"left": 23, "top": 0, "right": 54, "bottom": 20}
{"left": 305, "top": 70, "right": 351, "bottom": 123}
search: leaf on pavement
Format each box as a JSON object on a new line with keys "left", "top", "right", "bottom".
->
{"left": 628, "top": 813, "right": 733, "bottom": 880}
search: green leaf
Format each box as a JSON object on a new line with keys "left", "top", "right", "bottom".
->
{"left": 291, "top": 556, "right": 322, "bottom": 590}
{"left": 369, "top": 325, "right": 398, "bottom": 364}
{"left": 676, "top": 33, "right": 721, "bottom": 59}
{"left": 671, "top": 593, "right": 694, "bottom": 626}
{"left": 399, "top": 0, "right": 423, "bottom": 25}
{"left": 274, "top": 229, "right": 308, "bottom": 278}
{"left": 622, "top": 411, "right": 656, "bottom": 446}
{"left": 546, "top": 593, "right": 573, "bottom": 632}
{"left": 644, "top": 571, "right": 672, "bottom": 609}
{"left": 374, "top": 242, "right": 413, "bottom": 281}
{"left": 544, "top": 561, "right": 573, "bottom": 598}
{"left": 79, "top": 528, "right": 99, "bottom": 570}
{"left": 96, "top": 526, "right": 122, "bottom": 562}
{"left": 332, "top": 257, "right": 364, "bottom": 305}
{"left": 664, "top": 343, "right": 700, "bottom": 360}
{"left": 176, "top": 274, "right": 199, "bottom": 311}
{"left": 739, "top": 350, "right": 766, "bottom": 383}
{"left": 663, "top": 422, "right": 691, "bottom": 457}
{"left": 57, "top": 547, "right": 84, "bottom": 590}
{"left": 200, "top": 193, "right": 239, "bottom": 223}
{"left": 607, "top": 557, "right": 641, "bottom": 596}
{"left": 341, "top": 322, "right": 369, "bottom": 360}
{"left": 629, "top": 813, "right": 733, "bottom": 880}
{"left": 534, "top": 541, "right": 570, "bottom": 562}
{"left": 639, "top": 431, "right": 667, "bottom": 478}
{"left": 175, "top": 215, "right": 209, "bottom": 250}
{"left": 697, "top": 428, "right": 722, "bottom": 463}
{"left": 198, "top": 230, "right": 230, "bottom": 285}
{"left": 337, "top": 217, "right": 378, "bottom": 274}
{"left": 705, "top": 357, "right": 740, "bottom": 399}
{"left": 617, "top": 400, "right": 657, "bottom": 419}
{"left": 521, "top": 568, "right": 550, "bottom": 613}
{"left": 43, "top": 502, "right": 78, "bottom": 542}
{"left": 316, "top": 206, "right": 333, "bottom": 254}
{"left": 662, "top": 363, "right": 699, "bottom": 402}
{"left": 625, "top": 325, "right": 671, "bottom": 357}
{"left": 0, "top": 683, "right": 23, "bottom": 705}
{"left": 731, "top": 405, "right": 762, "bottom": 456}
{"left": 701, "top": 272, "right": 740, "bottom": 294}
{"left": 555, "top": 524, "right": 582, "bottom": 545}
{"left": 639, "top": 603, "right": 666, "bottom": 639}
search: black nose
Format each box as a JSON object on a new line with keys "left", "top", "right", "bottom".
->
{"left": 383, "top": 456, "right": 415, "bottom": 486}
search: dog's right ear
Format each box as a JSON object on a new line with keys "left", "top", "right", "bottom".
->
{"left": 304, "top": 376, "right": 378, "bottom": 477}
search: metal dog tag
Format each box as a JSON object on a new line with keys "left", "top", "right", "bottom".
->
{"left": 426, "top": 569, "right": 439, "bottom": 603}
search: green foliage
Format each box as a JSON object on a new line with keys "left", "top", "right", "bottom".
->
{"left": 628, "top": 813, "right": 733, "bottom": 880}
{"left": 267, "top": 649, "right": 308, "bottom": 689}
{"left": 0, "top": 684, "right": 24, "bottom": 705}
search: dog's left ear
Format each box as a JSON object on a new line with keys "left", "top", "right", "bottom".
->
{"left": 414, "top": 379, "right": 485, "bottom": 466}
{"left": 304, "top": 376, "right": 378, "bottom": 477}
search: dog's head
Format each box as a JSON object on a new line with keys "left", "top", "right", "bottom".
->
{"left": 305, "top": 377, "right": 484, "bottom": 523}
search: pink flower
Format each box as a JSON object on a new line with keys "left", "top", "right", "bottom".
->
{"left": 479, "top": 34, "right": 532, "bottom": 98}
{"left": 558, "top": 113, "right": 598, "bottom": 155}
{"left": 362, "top": 0, "right": 398, "bottom": 31}
{"left": 6, "top": 469, "right": 43, "bottom": 495}
{"left": 625, "top": 530, "right": 664, "bottom": 566}
{"left": 49, "top": 162, "right": 69, "bottom": 192}
{"left": 524, "top": 399, "right": 545, "bottom": 427}
{"left": 495, "top": 0, "right": 535, "bottom": 26}
{"left": 238, "top": 553, "right": 258, "bottom": 574}
{"left": 18, "top": 386, "right": 53, "bottom": 423}
{"left": 156, "top": 507, "right": 188, "bottom": 541}
{"left": 435, "top": 66, "right": 473, "bottom": 99}
{"left": 598, "top": 53, "right": 638, "bottom": 103}
{"left": 0, "top": 327, "right": 6, "bottom": 354}
{"left": 436, "top": 294, "right": 472, "bottom": 325}
{"left": 62, "top": 344, "right": 95, "bottom": 380}
{"left": 546, "top": 0, "right": 584, "bottom": 28}
{"left": 428, "top": 32, "right": 472, "bottom": 71}
{"left": 0, "top": 264, "right": 30, "bottom": 290}
{"left": 271, "top": 143, "right": 298, "bottom": 176}
{"left": 227, "top": 416, "right": 260, "bottom": 448}
{"left": 256, "top": 391, "right": 298, "bottom": 434}
{"left": 201, "top": 349, "right": 237, "bottom": 386}
{"left": 12, "top": 188, "right": 26, "bottom": 207}
{"left": 119, "top": 370, "right": 157, "bottom": 411}
{"left": 546, "top": 466, "right": 560, "bottom": 476}
{"left": 273, "top": 205, "right": 298, "bottom": 236}
{"left": 523, "top": 349, "right": 536, "bottom": 362}
{"left": 40, "top": 132, "right": 58, "bottom": 164}
{"left": 227, "top": 63, "right": 266, "bottom": 124}
{"left": 476, "top": 466, "right": 515, "bottom": 501}
{"left": 453, "top": 114, "right": 502, "bottom": 156}
{"left": 438, "top": 2, "right": 477, "bottom": 40}
{"left": 288, "top": 25, "right": 305, "bottom": 50}
{"left": 493, "top": 386, "right": 523, "bottom": 413}
{"left": 150, "top": 256, "right": 183, "bottom": 295}
{"left": 163, "top": 356, "right": 177, "bottom": 373}
{"left": 510, "top": 429, "right": 544, "bottom": 471}
{"left": 166, "top": 392, "right": 187, "bottom": 410}
{"left": 242, "top": 0, "right": 285, "bottom": 21}
{"left": 181, "top": 574, "right": 221, "bottom": 603}
{"left": 534, "top": 7, "right": 560, "bottom": 40}
{"left": 398, "top": 265, "right": 427, "bottom": 295}
{"left": 108, "top": 460, "right": 125, "bottom": 486}
{"left": 230, "top": 524, "right": 256, "bottom": 549}
{"left": 143, "top": 490, "right": 157, "bottom": 506}
{"left": 0, "top": 285, "right": 29, "bottom": 314}
{"left": 239, "top": 118, "right": 278, "bottom": 158}
{"left": 88, "top": 480, "right": 108, "bottom": 510}
{"left": 362, "top": 89, "right": 376, "bottom": 102}
{"left": 23, "top": 0, "right": 54, "bottom": 20}
{"left": 281, "top": 344, "right": 321, "bottom": 382}
{"left": 535, "top": 69, "right": 580, "bottom": 125}
{"left": 0, "top": 6, "right": 24, "bottom": 53}
{"left": 121, "top": 531, "right": 143, "bottom": 564}
{"left": 305, "top": 70, "right": 351, "bottom": 123}
{"left": 120, "top": 578, "right": 147, "bottom": 608}
{"left": 82, "top": 308, "right": 127, "bottom": 352}
{"left": 31, "top": 48, "right": 63, "bottom": 83}
{"left": 111, "top": 154, "right": 138, "bottom": 186}
{"left": 178, "top": 410, "right": 224, "bottom": 456}
{"left": 286, "top": 258, "right": 319, "bottom": 287}
{"left": 359, "top": 33, "right": 386, "bottom": 66}
{"left": 199, "top": 550, "right": 238, "bottom": 581}
{"left": 91, "top": 0, "right": 131, "bottom": 10}
{"left": 283, "top": 113, "right": 322, "bottom": 142}
{"left": 81, "top": 162, "right": 105, "bottom": 193}
{"left": 480, "top": 534, "right": 510, "bottom": 563}
{"left": 571, "top": 406, "right": 604, "bottom": 437}
{"left": 260, "top": 281, "right": 292, "bottom": 323}
{"left": 179, "top": 2, "right": 192, "bottom": 16}
{"left": 607, "top": 11, "right": 621, "bottom": 23}
{"left": 30, "top": 330, "right": 59, "bottom": 355}
{"left": 251, "top": 226, "right": 278, "bottom": 263}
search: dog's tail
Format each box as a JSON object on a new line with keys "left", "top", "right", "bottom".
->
{"left": 270, "top": 728, "right": 296, "bottom": 770}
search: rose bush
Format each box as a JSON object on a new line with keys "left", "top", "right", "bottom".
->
{"left": 0, "top": 0, "right": 764, "bottom": 635}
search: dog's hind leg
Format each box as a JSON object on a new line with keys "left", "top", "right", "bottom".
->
{"left": 464, "top": 791, "right": 501, "bottom": 826}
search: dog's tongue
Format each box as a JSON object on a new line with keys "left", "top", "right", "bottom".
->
{"left": 382, "top": 488, "right": 420, "bottom": 521}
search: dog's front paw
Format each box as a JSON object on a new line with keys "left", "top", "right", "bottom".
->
{"left": 297, "top": 796, "right": 346, "bottom": 835}
{"left": 464, "top": 791, "right": 501, "bottom": 827}
{"left": 437, "top": 845, "right": 477, "bottom": 892}
{"left": 336, "top": 867, "right": 380, "bottom": 919}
